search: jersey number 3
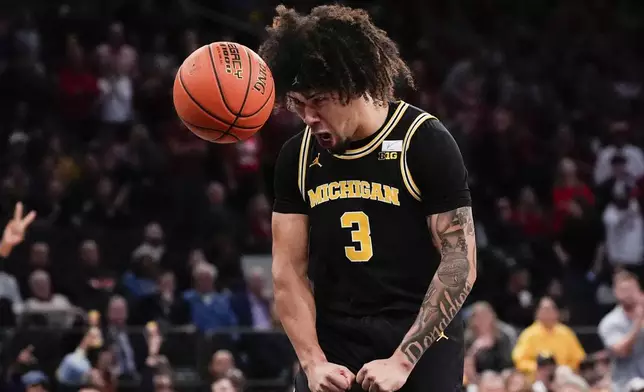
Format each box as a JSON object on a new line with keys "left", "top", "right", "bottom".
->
{"left": 340, "top": 211, "right": 373, "bottom": 262}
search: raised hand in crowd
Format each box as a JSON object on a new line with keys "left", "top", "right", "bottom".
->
{"left": 0, "top": 202, "right": 36, "bottom": 257}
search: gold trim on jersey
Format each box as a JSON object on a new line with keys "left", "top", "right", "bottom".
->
{"left": 400, "top": 113, "right": 437, "bottom": 201}
{"left": 297, "top": 126, "right": 312, "bottom": 200}
{"left": 332, "top": 101, "right": 409, "bottom": 160}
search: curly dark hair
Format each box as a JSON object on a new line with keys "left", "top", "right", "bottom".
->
{"left": 258, "top": 4, "right": 415, "bottom": 106}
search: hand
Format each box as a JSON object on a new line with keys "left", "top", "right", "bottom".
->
{"left": 357, "top": 357, "right": 411, "bottom": 392}
{"left": 305, "top": 361, "right": 355, "bottom": 392}
{"left": 146, "top": 322, "right": 162, "bottom": 355}
{"left": 2, "top": 202, "right": 36, "bottom": 248}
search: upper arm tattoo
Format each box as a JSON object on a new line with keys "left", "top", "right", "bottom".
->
{"left": 399, "top": 207, "right": 476, "bottom": 365}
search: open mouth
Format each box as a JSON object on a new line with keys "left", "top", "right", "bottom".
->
{"left": 314, "top": 132, "right": 333, "bottom": 148}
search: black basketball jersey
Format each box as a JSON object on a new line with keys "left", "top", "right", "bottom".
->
{"left": 273, "top": 101, "right": 471, "bottom": 319}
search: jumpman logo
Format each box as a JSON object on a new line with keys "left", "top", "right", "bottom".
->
{"left": 437, "top": 331, "right": 449, "bottom": 342}
{"left": 309, "top": 153, "right": 322, "bottom": 168}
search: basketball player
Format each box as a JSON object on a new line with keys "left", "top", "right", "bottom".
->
{"left": 260, "top": 5, "right": 476, "bottom": 392}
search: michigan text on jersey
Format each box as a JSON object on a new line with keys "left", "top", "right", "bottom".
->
{"left": 307, "top": 180, "right": 400, "bottom": 208}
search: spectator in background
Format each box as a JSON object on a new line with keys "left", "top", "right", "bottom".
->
{"left": 512, "top": 297, "right": 586, "bottom": 377}
{"left": 152, "top": 373, "right": 174, "bottom": 392}
{"left": 505, "top": 370, "right": 530, "bottom": 392}
{"left": 132, "top": 270, "right": 190, "bottom": 327}
{"left": 476, "top": 370, "right": 505, "bottom": 392}
{"left": 211, "top": 377, "right": 237, "bottom": 392}
{"left": 601, "top": 180, "right": 644, "bottom": 273}
{"left": 208, "top": 350, "right": 236, "bottom": 381}
{"left": 598, "top": 270, "right": 644, "bottom": 391}
{"left": 513, "top": 186, "right": 548, "bottom": 238}
{"left": 556, "top": 373, "right": 591, "bottom": 392}
{"left": 531, "top": 353, "right": 557, "bottom": 392}
{"left": 56, "top": 34, "right": 99, "bottom": 139}
{"left": 553, "top": 196, "right": 604, "bottom": 324}
{"left": 22, "top": 270, "right": 76, "bottom": 328}
{"left": 0, "top": 202, "right": 36, "bottom": 328}
{"left": 56, "top": 325, "right": 103, "bottom": 387}
{"left": 16, "top": 242, "right": 51, "bottom": 297}
{"left": 229, "top": 266, "right": 271, "bottom": 331}
{"left": 121, "top": 247, "right": 160, "bottom": 300}
{"left": 104, "top": 295, "right": 139, "bottom": 380}
{"left": 244, "top": 194, "right": 271, "bottom": 253}
{"left": 198, "top": 181, "right": 239, "bottom": 242}
{"left": 140, "top": 322, "right": 174, "bottom": 392}
{"left": 182, "top": 262, "right": 237, "bottom": 332}
{"left": 552, "top": 158, "right": 595, "bottom": 234}
{"left": 596, "top": 154, "right": 634, "bottom": 212}
{"left": 0, "top": 201, "right": 36, "bottom": 323}
{"left": 494, "top": 266, "right": 534, "bottom": 327}
{"left": 594, "top": 120, "right": 644, "bottom": 185}
{"left": 72, "top": 240, "right": 116, "bottom": 311}
{"left": 21, "top": 370, "right": 49, "bottom": 392}
{"left": 2, "top": 345, "right": 38, "bottom": 392}
{"left": 95, "top": 23, "right": 137, "bottom": 78}
{"left": 464, "top": 301, "right": 514, "bottom": 372}
{"left": 133, "top": 222, "right": 166, "bottom": 264}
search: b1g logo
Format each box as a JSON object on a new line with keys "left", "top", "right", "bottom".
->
{"left": 220, "top": 43, "right": 243, "bottom": 79}
{"left": 378, "top": 151, "right": 398, "bottom": 161}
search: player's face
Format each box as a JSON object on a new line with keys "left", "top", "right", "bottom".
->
{"left": 287, "top": 92, "right": 360, "bottom": 154}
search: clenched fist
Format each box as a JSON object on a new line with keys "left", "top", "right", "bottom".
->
{"left": 357, "top": 357, "right": 411, "bottom": 392}
{"left": 305, "top": 361, "right": 356, "bottom": 392}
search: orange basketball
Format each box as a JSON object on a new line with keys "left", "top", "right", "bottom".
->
{"left": 173, "top": 42, "right": 275, "bottom": 143}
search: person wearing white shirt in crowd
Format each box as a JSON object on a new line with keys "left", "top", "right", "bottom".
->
{"left": 602, "top": 182, "right": 644, "bottom": 269}
{"left": 594, "top": 120, "right": 644, "bottom": 184}
{"left": 23, "top": 269, "right": 76, "bottom": 328}
{"left": 97, "top": 59, "right": 133, "bottom": 127}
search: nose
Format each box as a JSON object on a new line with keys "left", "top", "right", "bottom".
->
{"left": 302, "top": 105, "right": 320, "bottom": 126}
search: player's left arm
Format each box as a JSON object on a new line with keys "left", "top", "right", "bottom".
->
{"left": 357, "top": 117, "right": 475, "bottom": 391}
{"left": 395, "top": 117, "right": 476, "bottom": 368}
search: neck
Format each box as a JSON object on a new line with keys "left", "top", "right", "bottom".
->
{"left": 540, "top": 321, "right": 556, "bottom": 330}
{"left": 351, "top": 101, "right": 390, "bottom": 141}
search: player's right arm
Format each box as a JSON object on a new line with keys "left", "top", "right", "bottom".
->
{"left": 271, "top": 135, "right": 354, "bottom": 391}
{"left": 272, "top": 211, "right": 324, "bottom": 368}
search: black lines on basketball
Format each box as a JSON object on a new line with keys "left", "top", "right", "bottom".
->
{"left": 241, "top": 71, "right": 275, "bottom": 118}
{"left": 179, "top": 116, "right": 242, "bottom": 141}
{"left": 177, "top": 70, "right": 259, "bottom": 130}
{"left": 207, "top": 44, "right": 236, "bottom": 117}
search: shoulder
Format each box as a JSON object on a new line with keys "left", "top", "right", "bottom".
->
{"left": 555, "top": 323, "right": 578, "bottom": 337}
{"left": 52, "top": 294, "right": 71, "bottom": 304}
{"left": 599, "top": 307, "right": 625, "bottom": 331}
{"left": 401, "top": 106, "right": 457, "bottom": 152}
{"left": 182, "top": 289, "right": 197, "bottom": 301}
{"left": 278, "top": 127, "right": 309, "bottom": 156}
{"left": 518, "top": 323, "right": 540, "bottom": 338}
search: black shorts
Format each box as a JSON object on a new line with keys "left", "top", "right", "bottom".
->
{"left": 294, "top": 314, "right": 465, "bottom": 392}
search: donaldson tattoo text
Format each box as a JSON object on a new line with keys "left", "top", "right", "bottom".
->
{"left": 400, "top": 207, "right": 475, "bottom": 364}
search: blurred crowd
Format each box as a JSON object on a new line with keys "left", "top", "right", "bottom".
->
{"left": 1, "top": 0, "right": 644, "bottom": 391}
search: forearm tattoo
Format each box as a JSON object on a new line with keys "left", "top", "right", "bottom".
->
{"left": 399, "top": 207, "right": 476, "bottom": 365}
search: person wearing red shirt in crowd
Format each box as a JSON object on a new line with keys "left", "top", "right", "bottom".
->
{"left": 57, "top": 35, "right": 99, "bottom": 138}
{"left": 552, "top": 158, "right": 594, "bottom": 233}
{"left": 513, "top": 186, "right": 548, "bottom": 238}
